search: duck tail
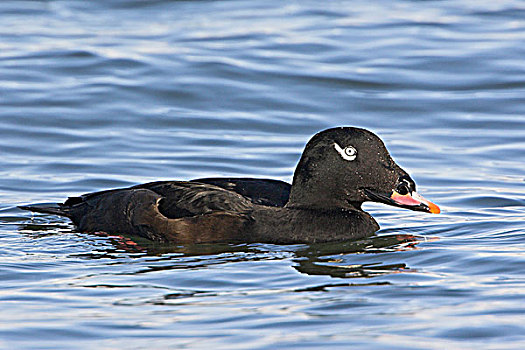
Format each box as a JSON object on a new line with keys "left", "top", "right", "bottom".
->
{"left": 18, "top": 204, "right": 72, "bottom": 218}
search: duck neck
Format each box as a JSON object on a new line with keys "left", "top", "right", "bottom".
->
{"left": 286, "top": 181, "right": 362, "bottom": 211}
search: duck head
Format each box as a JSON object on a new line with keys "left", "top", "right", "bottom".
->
{"left": 287, "top": 127, "right": 440, "bottom": 214}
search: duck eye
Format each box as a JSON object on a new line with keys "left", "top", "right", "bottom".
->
{"left": 333, "top": 143, "right": 357, "bottom": 161}
{"left": 344, "top": 147, "right": 356, "bottom": 157}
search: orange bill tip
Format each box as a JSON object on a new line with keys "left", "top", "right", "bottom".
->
{"left": 426, "top": 201, "right": 440, "bottom": 214}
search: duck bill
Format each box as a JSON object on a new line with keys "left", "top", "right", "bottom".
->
{"left": 365, "top": 189, "right": 440, "bottom": 214}
{"left": 391, "top": 190, "right": 440, "bottom": 214}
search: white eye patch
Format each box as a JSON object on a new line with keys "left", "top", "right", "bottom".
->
{"left": 334, "top": 143, "right": 357, "bottom": 161}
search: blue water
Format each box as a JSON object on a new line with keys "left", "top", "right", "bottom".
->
{"left": 1, "top": 1, "right": 524, "bottom": 348}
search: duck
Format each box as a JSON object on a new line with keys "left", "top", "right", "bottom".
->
{"left": 19, "top": 127, "right": 440, "bottom": 244}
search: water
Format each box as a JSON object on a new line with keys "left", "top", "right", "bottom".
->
{"left": 1, "top": 0, "right": 524, "bottom": 348}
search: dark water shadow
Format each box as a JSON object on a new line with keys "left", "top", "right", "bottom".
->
{"left": 292, "top": 234, "right": 422, "bottom": 279}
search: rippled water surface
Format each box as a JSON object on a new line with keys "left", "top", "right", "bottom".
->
{"left": 1, "top": 1, "right": 524, "bottom": 349}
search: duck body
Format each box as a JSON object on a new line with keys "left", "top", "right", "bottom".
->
{"left": 20, "top": 127, "right": 439, "bottom": 244}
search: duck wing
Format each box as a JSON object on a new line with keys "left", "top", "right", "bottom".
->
{"left": 192, "top": 177, "right": 291, "bottom": 207}
{"left": 21, "top": 181, "right": 255, "bottom": 243}
{"left": 133, "top": 181, "right": 255, "bottom": 218}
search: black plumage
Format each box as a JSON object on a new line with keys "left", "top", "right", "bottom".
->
{"left": 19, "top": 127, "right": 439, "bottom": 244}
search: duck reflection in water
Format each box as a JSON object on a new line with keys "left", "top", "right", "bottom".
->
{"left": 18, "top": 216, "right": 430, "bottom": 279}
